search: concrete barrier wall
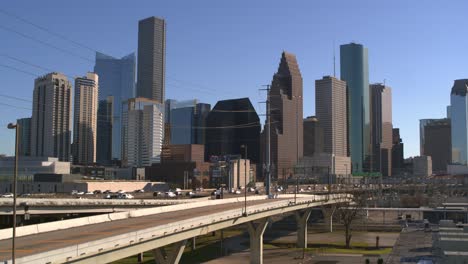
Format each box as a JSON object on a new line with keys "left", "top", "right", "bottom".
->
{"left": 0, "top": 193, "right": 351, "bottom": 241}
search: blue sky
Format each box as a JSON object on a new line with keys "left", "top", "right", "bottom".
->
{"left": 1, "top": 0, "right": 466, "bottom": 157}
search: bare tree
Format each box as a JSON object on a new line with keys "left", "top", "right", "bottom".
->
{"left": 335, "top": 190, "right": 369, "bottom": 248}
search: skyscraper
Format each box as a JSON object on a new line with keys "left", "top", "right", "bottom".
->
{"left": 73, "top": 73, "right": 99, "bottom": 165}
{"left": 94, "top": 52, "right": 136, "bottom": 163}
{"left": 340, "top": 43, "right": 371, "bottom": 173}
{"left": 205, "top": 98, "right": 260, "bottom": 164}
{"left": 96, "top": 96, "right": 113, "bottom": 164}
{"left": 31, "top": 72, "right": 72, "bottom": 161}
{"left": 17, "top": 117, "right": 31, "bottom": 157}
{"left": 121, "top": 98, "right": 163, "bottom": 167}
{"left": 423, "top": 118, "right": 451, "bottom": 173}
{"left": 420, "top": 119, "right": 438, "bottom": 155}
{"left": 370, "top": 83, "right": 393, "bottom": 176}
{"left": 137, "top": 17, "right": 166, "bottom": 103}
{"left": 315, "top": 76, "right": 347, "bottom": 157}
{"left": 303, "top": 116, "right": 322, "bottom": 156}
{"left": 450, "top": 79, "right": 468, "bottom": 165}
{"left": 392, "top": 128, "right": 404, "bottom": 175}
{"left": 268, "top": 51, "right": 303, "bottom": 179}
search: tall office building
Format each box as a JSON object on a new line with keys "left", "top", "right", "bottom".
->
{"left": 121, "top": 98, "right": 163, "bottom": 167}
{"left": 370, "top": 84, "right": 393, "bottom": 176}
{"left": 94, "top": 52, "right": 136, "bottom": 163}
{"left": 450, "top": 79, "right": 468, "bottom": 165}
{"left": 392, "top": 128, "right": 404, "bottom": 175}
{"left": 423, "top": 118, "right": 451, "bottom": 173}
{"left": 31, "top": 72, "right": 72, "bottom": 161}
{"left": 315, "top": 76, "right": 347, "bottom": 157}
{"left": 96, "top": 96, "right": 113, "bottom": 164}
{"left": 419, "top": 119, "right": 438, "bottom": 155}
{"left": 137, "top": 17, "right": 166, "bottom": 103}
{"left": 303, "top": 116, "right": 322, "bottom": 156}
{"left": 73, "top": 73, "right": 99, "bottom": 165}
{"left": 340, "top": 43, "right": 371, "bottom": 173}
{"left": 268, "top": 51, "right": 303, "bottom": 179}
{"left": 17, "top": 117, "right": 31, "bottom": 157}
{"left": 165, "top": 99, "right": 211, "bottom": 145}
{"left": 205, "top": 98, "right": 260, "bottom": 164}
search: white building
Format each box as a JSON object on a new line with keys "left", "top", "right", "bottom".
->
{"left": 121, "top": 98, "right": 163, "bottom": 167}
{"left": 73, "top": 72, "right": 99, "bottom": 164}
{"left": 31, "top": 72, "right": 72, "bottom": 161}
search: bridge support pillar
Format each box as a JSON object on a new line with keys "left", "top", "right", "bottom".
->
{"left": 153, "top": 239, "right": 187, "bottom": 264}
{"left": 137, "top": 252, "right": 144, "bottom": 263}
{"left": 295, "top": 209, "right": 312, "bottom": 248}
{"left": 321, "top": 205, "right": 336, "bottom": 233}
{"left": 247, "top": 218, "right": 269, "bottom": 264}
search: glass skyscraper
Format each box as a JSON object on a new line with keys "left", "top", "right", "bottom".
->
{"left": 94, "top": 52, "right": 136, "bottom": 163}
{"left": 450, "top": 79, "right": 468, "bottom": 165}
{"left": 340, "top": 43, "right": 371, "bottom": 173}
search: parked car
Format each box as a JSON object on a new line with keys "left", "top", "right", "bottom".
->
{"left": 135, "top": 189, "right": 145, "bottom": 193}
{"left": 166, "top": 192, "right": 176, "bottom": 198}
{"left": 93, "top": 190, "right": 102, "bottom": 194}
{"left": 235, "top": 190, "right": 241, "bottom": 194}
{"left": 20, "top": 193, "right": 31, "bottom": 197}
{"left": 1, "top": 193, "right": 13, "bottom": 198}
{"left": 71, "top": 190, "right": 78, "bottom": 195}
{"left": 76, "top": 191, "right": 85, "bottom": 195}
{"left": 85, "top": 191, "right": 94, "bottom": 195}
{"left": 153, "top": 191, "right": 162, "bottom": 197}
{"left": 118, "top": 193, "right": 134, "bottom": 199}
{"left": 103, "top": 190, "right": 112, "bottom": 194}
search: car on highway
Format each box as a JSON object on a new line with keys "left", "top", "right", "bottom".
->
{"left": 1, "top": 193, "right": 13, "bottom": 198}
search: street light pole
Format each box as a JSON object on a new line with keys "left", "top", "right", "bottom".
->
{"left": 241, "top": 145, "right": 248, "bottom": 216}
{"left": 7, "top": 123, "right": 19, "bottom": 264}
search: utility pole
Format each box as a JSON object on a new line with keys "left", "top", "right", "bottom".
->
{"left": 7, "top": 123, "right": 19, "bottom": 264}
{"left": 260, "top": 85, "right": 271, "bottom": 196}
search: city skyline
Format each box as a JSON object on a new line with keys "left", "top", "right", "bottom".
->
{"left": 2, "top": 1, "right": 468, "bottom": 157}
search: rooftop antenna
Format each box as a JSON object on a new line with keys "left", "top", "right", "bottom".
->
{"left": 333, "top": 39, "right": 336, "bottom": 77}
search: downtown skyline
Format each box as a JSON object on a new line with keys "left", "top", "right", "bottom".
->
{"left": 2, "top": 1, "right": 468, "bottom": 157}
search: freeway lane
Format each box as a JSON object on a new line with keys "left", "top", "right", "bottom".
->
{"left": 0, "top": 199, "right": 285, "bottom": 261}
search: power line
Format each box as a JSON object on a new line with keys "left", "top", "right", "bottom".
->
{"left": 0, "top": 8, "right": 98, "bottom": 53}
{"left": 0, "top": 63, "right": 37, "bottom": 77}
{"left": 0, "top": 24, "right": 94, "bottom": 63}
{"left": 0, "top": 54, "right": 75, "bottom": 80}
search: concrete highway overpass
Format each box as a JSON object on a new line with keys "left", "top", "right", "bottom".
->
{"left": 0, "top": 194, "right": 351, "bottom": 264}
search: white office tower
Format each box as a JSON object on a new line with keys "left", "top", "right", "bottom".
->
{"left": 121, "top": 98, "right": 163, "bottom": 167}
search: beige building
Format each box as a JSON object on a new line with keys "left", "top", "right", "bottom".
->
{"left": 296, "top": 154, "right": 351, "bottom": 176}
{"left": 315, "top": 76, "right": 347, "bottom": 157}
{"left": 73, "top": 73, "right": 99, "bottom": 164}
{"left": 122, "top": 98, "right": 164, "bottom": 167}
{"left": 31, "top": 72, "right": 72, "bottom": 161}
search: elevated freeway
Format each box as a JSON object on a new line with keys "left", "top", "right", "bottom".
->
{"left": 0, "top": 193, "right": 351, "bottom": 264}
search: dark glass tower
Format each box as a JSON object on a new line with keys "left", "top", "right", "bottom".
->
{"left": 451, "top": 79, "right": 468, "bottom": 165}
{"left": 94, "top": 52, "right": 136, "bottom": 162}
{"left": 340, "top": 43, "right": 371, "bottom": 173}
{"left": 205, "top": 98, "right": 260, "bottom": 164}
{"left": 268, "top": 51, "right": 303, "bottom": 179}
{"left": 137, "top": 17, "right": 166, "bottom": 103}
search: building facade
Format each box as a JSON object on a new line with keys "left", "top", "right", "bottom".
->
{"left": 73, "top": 73, "right": 99, "bottom": 165}
{"left": 392, "top": 128, "right": 404, "bottom": 175}
{"left": 31, "top": 73, "right": 72, "bottom": 161}
{"left": 315, "top": 76, "right": 348, "bottom": 157}
{"left": 413, "top": 155, "right": 432, "bottom": 177}
{"left": 450, "top": 79, "right": 468, "bottom": 165}
{"left": 303, "top": 116, "right": 322, "bottom": 156}
{"left": 423, "top": 118, "right": 451, "bottom": 173}
{"left": 94, "top": 52, "right": 136, "bottom": 163}
{"left": 17, "top": 117, "right": 31, "bottom": 157}
{"left": 370, "top": 83, "right": 393, "bottom": 176}
{"left": 268, "top": 52, "right": 303, "bottom": 179}
{"left": 340, "top": 43, "right": 371, "bottom": 173}
{"left": 420, "top": 119, "right": 439, "bottom": 155}
{"left": 121, "top": 98, "right": 164, "bottom": 167}
{"left": 205, "top": 98, "right": 260, "bottom": 164}
{"left": 137, "top": 17, "right": 166, "bottom": 103}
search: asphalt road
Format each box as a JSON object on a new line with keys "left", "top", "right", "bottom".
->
{"left": 0, "top": 199, "right": 279, "bottom": 261}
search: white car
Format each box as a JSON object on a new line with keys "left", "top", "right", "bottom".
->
{"left": 76, "top": 191, "right": 85, "bottom": 195}
{"left": 1, "top": 193, "right": 13, "bottom": 198}
{"left": 166, "top": 192, "right": 177, "bottom": 198}
{"left": 135, "top": 189, "right": 145, "bottom": 193}
{"left": 235, "top": 190, "right": 241, "bottom": 194}
{"left": 118, "top": 193, "right": 134, "bottom": 199}
{"left": 71, "top": 190, "right": 78, "bottom": 195}
{"left": 85, "top": 192, "right": 94, "bottom": 195}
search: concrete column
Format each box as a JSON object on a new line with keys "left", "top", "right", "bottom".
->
{"left": 295, "top": 209, "right": 312, "bottom": 248}
{"left": 321, "top": 206, "right": 336, "bottom": 233}
{"left": 153, "top": 239, "right": 187, "bottom": 264}
{"left": 137, "top": 252, "right": 144, "bottom": 263}
{"left": 246, "top": 218, "right": 269, "bottom": 264}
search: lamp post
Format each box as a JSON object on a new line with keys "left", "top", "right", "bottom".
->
{"left": 7, "top": 123, "right": 19, "bottom": 264}
{"left": 241, "top": 145, "right": 248, "bottom": 216}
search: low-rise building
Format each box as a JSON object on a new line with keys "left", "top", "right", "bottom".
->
{"left": 0, "top": 156, "right": 70, "bottom": 182}
{"left": 413, "top": 155, "right": 432, "bottom": 177}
